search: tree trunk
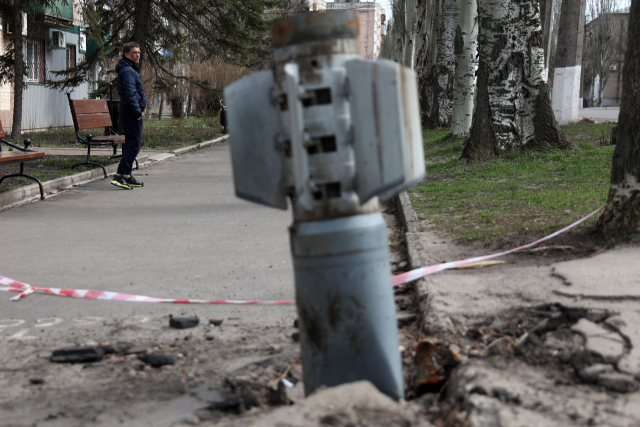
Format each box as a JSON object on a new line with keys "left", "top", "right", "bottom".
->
{"left": 158, "top": 93, "right": 164, "bottom": 120}
{"left": 132, "top": 0, "right": 151, "bottom": 64}
{"left": 462, "top": 0, "right": 567, "bottom": 162}
{"left": 403, "top": 0, "right": 418, "bottom": 68}
{"left": 450, "top": 0, "right": 478, "bottom": 138}
{"left": 422, "top": 0, "right": 459, "bottom": 128}
{"left": 414, "top": 0, "right": 439, "bottom": 126}
{"left": 11, "top": 0, "right": 24, "bottom": 140}
{"left": 596, "top": 0, "right": 640, "bottom": 238}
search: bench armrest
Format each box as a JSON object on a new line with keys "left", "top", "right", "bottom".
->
{"left": 0, "top": 137, "right": 33, "bottom": 152}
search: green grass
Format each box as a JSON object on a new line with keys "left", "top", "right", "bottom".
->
{"left": 21, "top": 117, "right": 223, "bottom": 151}
{"left": 0, "top": 155, "right": 120, "bottom": 192}
{"left": 410, "top": 121, "right": 617, "bottom": 243}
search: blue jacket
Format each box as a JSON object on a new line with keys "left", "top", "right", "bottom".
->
{"left": 116, "top": 57, "right": 146, "bottom": 118}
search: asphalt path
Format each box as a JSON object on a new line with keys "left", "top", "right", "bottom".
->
{"left": 0, "top": 142, "right": 296, "bottom": 338}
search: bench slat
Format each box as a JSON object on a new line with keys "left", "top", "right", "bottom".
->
{"left": 71, "top": 99, "right": 109, "bottom": 114}
{"left": 76, "top": 113, "right": 113, "bottom": 130}
{"left": 91, "top": 135, "right": 125, "bottom": 143}
{"left": 0, "top": 151, "right": 45, "bottom": 162}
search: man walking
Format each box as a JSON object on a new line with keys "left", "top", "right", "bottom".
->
{"left": 111, "top": 42, "right": 146, "bottom": 190}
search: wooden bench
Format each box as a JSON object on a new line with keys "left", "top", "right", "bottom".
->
{"left": 67, "top": 93, "right": 138, "bottom": 178}
{"left": 0, "top": 119, "right": 45, "bottom": 199}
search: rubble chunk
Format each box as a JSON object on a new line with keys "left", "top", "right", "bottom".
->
{"left": 397, "top": 312, "right": 418, "bottom": 327}
{"left": 209, "top": 319, "right": 223, "bottom": 327}
{"left": 50, "top": 346, "right": 105, "bottom": 363}
{"left": 571, "top": 318, "right": 625, "bottom": 363}
{"left": 597, "top": 373, "right": 639, "bottom": 393}
{"left": 139, "top": 354, "right": 176, "bottom": 368}
{"left": 170, "top": 315, "right": 200, "bottom": 329}
{"left": 577, "top": 364, "right": 615, "bottom": 383}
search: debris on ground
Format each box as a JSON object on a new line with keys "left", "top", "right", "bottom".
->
{"left": 50, "top": 346, "right": 105, "bottom": 363}
{"left": 170, "top": 315, "right": 200, "bottom": 329}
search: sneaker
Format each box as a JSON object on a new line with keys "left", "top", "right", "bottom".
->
{"left": 124, "top": 174, "right": 144, "bottom": 187}
{"left": 110, "top": 174, "right": 132, "bottom": 190}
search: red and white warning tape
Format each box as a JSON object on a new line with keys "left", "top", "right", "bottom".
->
{"left": 0, "top": 276, "right": 296, "bottom": 305}
{"left": 391, "top": 205, "right": 605, "bottom": 287}
{"left": 1, "top": 205, "right": 604, "bottom": 305}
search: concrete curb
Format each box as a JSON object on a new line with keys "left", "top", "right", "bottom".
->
{"left": 394, "top": 191, "right": 455, "bottom": 338}
{"left": 0, "top": 154, "right": 147, "bottom": 211}
{"left": 170, "top": 135, "right": 229, "bottom": 156}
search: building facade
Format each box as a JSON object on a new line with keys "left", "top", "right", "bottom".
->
{"left": 0, "top": 0, "right": 95, "bottom": 132}
{"left": 312, "top": 0, "right": 386, "bottom": 60}
{"left": 582, "top": 8, "right": 629, "bottom": 107}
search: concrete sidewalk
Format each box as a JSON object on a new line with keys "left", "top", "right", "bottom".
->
{"left": 578, "top": 106, "right": 620, "bottom": 122}
{"left": 0, "top": 141, "right": 296, "bottom": 331}
{"left": 398, "top": 192, "right": 640, "bottom": 426}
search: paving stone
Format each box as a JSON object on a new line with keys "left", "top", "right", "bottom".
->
{"left": 597, "top": 373, "right": 640, "bottom": 393}
{"left": 606, "top": 312, "right": 640, "bottom": 377}
{"left": 571, "top": 318, "right": 625, "bottom": 363}
{"left": 50, "top": 346, "right": 105, "bottom": 363}
{"left": 169, "top": 315, "right": 200, "bottom": 329}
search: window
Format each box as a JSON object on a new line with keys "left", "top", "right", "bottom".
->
{"left": 66, "top": 44, "right": 76, "bottom": 79}
{"left": 25, "top": 38, "right": 45, "bottom": 83}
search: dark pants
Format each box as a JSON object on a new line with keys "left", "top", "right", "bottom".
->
{"left": 117, "top": 112, "right": 143, "bottom": 175}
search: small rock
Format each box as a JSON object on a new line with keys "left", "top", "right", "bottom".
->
{"left": 269, "top": 344, "right": 282, "bottom": 353}
{"left": 492, "top": 387, "right": 521, "bottom": 404}
{"left": 139, "top": 354, "right": 176, "bottom": 368}
{"left": 50, "top": 346, "right": 104, "bottom": 364}
{"left": 468, "top": 385, "right": 488, "bottom": 395}
{"left": 114, "top": 341, "right": 136, "bottom": 354}
{"left": 398, "top": 261, "right": 408, "bottom": 269}
{"left": 488, "top": 317, "right": 504, "bottom": 331}
{"left": 170, "top": 315, "right": 200, "bottom": 329}
{"left": 578, "top": 364, "right": 615, "bottom": 383}
{"left": 291, "top": 332, "right": 300, "bottom": 343}
{"left": 597, "top": 373, "right": 640, "bottom": 393}
{"left": 293, "top": 318, "right": 299, "bottom": 328}
{"left": 125, "top": 344, "right": 149, "bottom": 355}
{"left": 209, "top": 319, "right": 223, "bottom": 327}
{"left": 205, "top": 334, "right": 215, "bottom": 341}
{"left": 29, "top": 378, "right": 45, "bottom": 385}
{"left": 397, "top": 312, "right": 417, "bottom": 327}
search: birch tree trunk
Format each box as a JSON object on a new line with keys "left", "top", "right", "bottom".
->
{"left": 450, "top": 0, "right": 478, "bottom": 137}
{"left": 11, "top": 0, "right": 24, "bottom": 140}
{"left": 462, "top": 0, "right": 567, "bottom": 162}
{"left": 597, "top": 0, "right": 640, "bottom": 238}
{"left": 403, "top": 0, "right": 418, "bottom": 68}
{"left": 421, "top": 0, "right": 459, "bottom": 128}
